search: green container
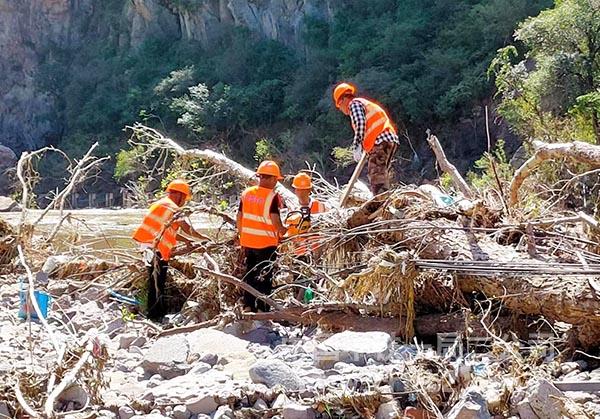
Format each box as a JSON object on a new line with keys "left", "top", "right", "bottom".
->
{"left": 303, "top": 287, "right": 314, "bottom": 303}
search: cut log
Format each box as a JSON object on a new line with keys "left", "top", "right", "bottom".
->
{"left": 510, "top": 140, "right": 600, "bottom": 207}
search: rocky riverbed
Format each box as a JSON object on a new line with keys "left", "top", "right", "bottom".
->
{"left": 2, "top": 272, "right": 600, "bottom": 419}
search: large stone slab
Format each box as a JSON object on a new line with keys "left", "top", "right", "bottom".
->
{"left": 142, "top": 335, "right": 190, "bottom": 379}
{"left": 313, "top": 331, "right": 393, "bottom": 369}
{"left": 186, "top": 329, "right": 256, "bottom": 379}
{"left": 249, "top": 359, "right": 305, "bottom": 390}
{"left": 526, "top": 379, "right": 565, "bottom": 419}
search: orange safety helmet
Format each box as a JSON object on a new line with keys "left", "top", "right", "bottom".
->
{"left": 166, "top": 179, "right": 192, "bottom": 200}
{"left": 333, "top": 82, "right": 356, "bottom": 108}
{"left": 256, "top": 160, "right": 283, "bottom": 179}
{"left": 292, "top": 172, "right": 312, "bottom": 190}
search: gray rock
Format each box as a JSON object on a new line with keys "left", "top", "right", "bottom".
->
{"left": 172, "top": 405, "right": 190, "bottom": 419}
{"left": 526, "top": 379, "right": 565, "bottom": 418}
{"left": 185, "top": 393, "right": 218, "bottom": 415}
{"left": 213, "top": 405, "right": 235, "bottom": 419}
{"left": 272, "top": 393, "right": 290, "bottom": 409}
{"left": 0, "top": 196, "right": 19, "bottom": 212}
{"left": 0, "top": 403, "right": 11, "bottom": 419}
{"left": 199, "top": 352, "right": 218, "bottom": 366}
{"left": 188, "top": 362, "right": 211, "bottom": 375}
{"left": 376, "top": 401, "right": 400, "bottom": 419}
{"left": 119, "top": 333, "right": 146, "bottom": 350}
{"left": 142, "top": 335, "right": 190, "bottom": 379}
{"left": 515, "top": 400, "right": 537, "bottom": 419}
{"left": 560, "top": 361, "right": 581, "bottom": 375}
{"left": 57, "top": 384, "right": 88, "bottom": 410}
{"left": 254, "top": 399, "right": 269, "bottom": 410}
{"left": 249, "top": 359, "right": 305, "bottom": 391}
{"left": 565, "top": 391, "right": 595, "bottom": 403}
{"left": 98, "top": 410, "right": 118, "bottom": 419}
{"left": 445, "top": 388, "right": 491, "bottom": 419}
{"left": 186, "top": 329, "right": 255, "bottom": 380}
{"left": 314, "top": 331, "right": 393, "bottom": 369}
{"left": 282, "top": 403, "right": 316, "bottom": 419}
{"left": 118, "top": 405, "right": 135, "bottom": 419}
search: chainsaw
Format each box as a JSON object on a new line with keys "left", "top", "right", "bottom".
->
{"left": 285, "top": 205, "right": 312, "bottom": 237}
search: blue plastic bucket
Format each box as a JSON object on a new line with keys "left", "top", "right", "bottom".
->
{"left": 19, "top": 283, "right": 51, "bottom": 320}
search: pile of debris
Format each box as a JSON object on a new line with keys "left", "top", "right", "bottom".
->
{"left": 1, "top": 125, "right": 600, "bottom": 417}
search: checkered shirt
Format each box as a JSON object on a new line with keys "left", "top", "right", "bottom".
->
{"left": 349, "top": 99, "right": 399, "bottom": 151}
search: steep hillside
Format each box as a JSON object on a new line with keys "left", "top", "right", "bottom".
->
{"left": 0, "top": 0, "right": 553, "bottom": 195}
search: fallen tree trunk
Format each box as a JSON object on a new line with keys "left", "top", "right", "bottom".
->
{"left": 381, "top": 217, "right": 600, "bottom": 348}
{"left": 241, "top": 306, "right": 524, "bottom": 339}
{"left": 510, "top": 140, "right": 600, "bottom": 207}
{"left": 128, "top": 123, "right": 372, "bottom": 208}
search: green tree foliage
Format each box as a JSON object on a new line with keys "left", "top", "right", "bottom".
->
{"left": 34, "top": 1, "right": 551, "bottom": 184}
{"left": 490, "top": 0, "right": 600, "bottom": 143}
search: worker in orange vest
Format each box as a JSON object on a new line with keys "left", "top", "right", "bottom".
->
{"left": 333, "top": 82, "right": 399, "bottom": 194}
{"left": 236, "top": 161, "right": 287, "bottom": 312}
{"left": 286, "top": 172, "right": 327, "bottom": 302}
{"left": 287, "top": 172, "right": 327, "bottom": 257}
{"left": 132, "top": 179, "right": 207, "bottom": 321}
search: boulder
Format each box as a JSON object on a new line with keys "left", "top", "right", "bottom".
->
{"left": 119, "top": 333, "right": 146, "bottom": 350}
{"left": 254, "top": 399, "right": 269, "bottom": 410}
{"left": 186, "top": 329, "right": 256, "bottom": 379}
{"left": 142, "top": 335, "right": 190, "bottom": 379}
{"left": 0, "top": 403, "right": 11, "bottom": 419}
{"left": 171, "top": 405, "right": 190, "bottom": 419}
{"left": 526, "top": 379, "right": 566, "bottom": 418}
{"left": 185, "top": 392, "right": 218, "bottom": 415}
{"left": 282, "top": 403, "right": 316, "bottom": 419}
{"left": 313, "top": 331, "right": 393, "bottom": 369}
{"left": 0, "top": 196, "right": 19, "bottom": 212}
{"left": 272, "top": 393, "right": 291, "bottom": 409}
{"left": 57, "top": 384, "right": 89, "bottom": 410}
{"left": 213, "top": 405, "right": 235, "bottom": 419}
{"left": 118, "top": 406, "right": 135, "bottom": 419}
{"left": 445, "top": 388, "right": 491, "bottom": 419}
{"left": 376, "top": 401, "right": 401, "bottom": 419}
{"left": 249, "top": 359, "right": 305, "bottom": 391}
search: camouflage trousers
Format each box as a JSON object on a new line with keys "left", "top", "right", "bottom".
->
{"left": 367, "top": 140, "right": 397, "bottom": 195}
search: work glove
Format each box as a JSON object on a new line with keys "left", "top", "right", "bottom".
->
{"left": 352, "top": 143, "right": 363, "bottom": 162}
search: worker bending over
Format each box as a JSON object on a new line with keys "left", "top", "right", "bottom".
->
{"left": 237, "top": 161, "right": 287, "bottom": 312}
{"left": 333, "top": 82, "right": 399, "bottom": 194}
{"left": 132, "top": 179, "right": 207, "bottom": 321}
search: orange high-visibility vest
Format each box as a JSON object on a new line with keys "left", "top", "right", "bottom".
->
{"left": 293, "top": 200, "right": 326, "bottom": 256}
{"left": 352, "top": 98, "right": 396, "bottom": 153}
{"left": 132, "top": 196, "right": 180, "bottom": 261}
{"left": 239, "top": 186, "right": 280, "bottom": 249}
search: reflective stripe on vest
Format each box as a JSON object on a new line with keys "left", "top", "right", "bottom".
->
{"left": 132, "top": 197, "right": 180, "bottom": 261}
{"left": 239, "top": 186, "right": 279, "bottom": 249}
{"left": 294, "top": 200, "right": 326, "bottom": 256}
{"left": 353, "top": 98, "right": 396, "bottom": 153}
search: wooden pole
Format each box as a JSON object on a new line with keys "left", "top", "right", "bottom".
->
{"left": 340, "top": 152, "right": 368, "bottom": 208}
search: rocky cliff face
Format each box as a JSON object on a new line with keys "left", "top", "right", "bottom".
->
{"left": 0, "top": 0, "right": 335, "bottom": 154}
